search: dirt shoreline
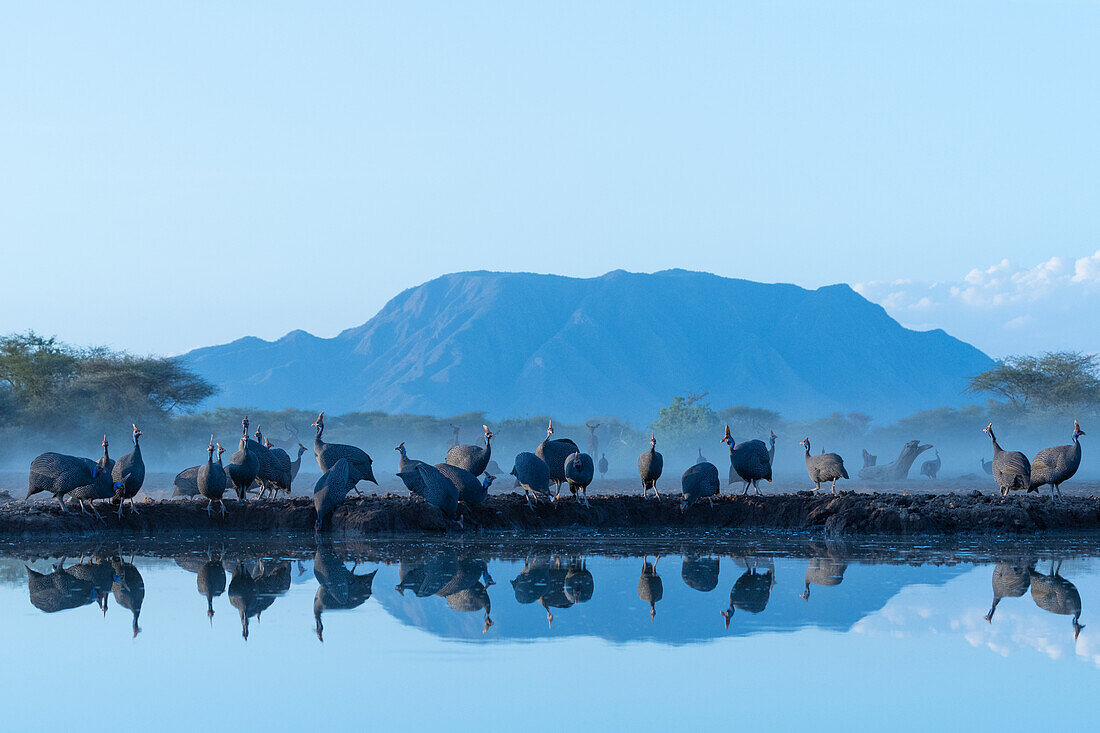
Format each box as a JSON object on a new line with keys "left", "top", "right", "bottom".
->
{"left": 2, "top": 489, "right": 1100, "bottom": 538}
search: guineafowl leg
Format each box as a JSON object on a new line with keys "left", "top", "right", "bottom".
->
{"left": 653, "top": 485, "right": 661, "bottom": 500}
{"left": 812, "top": 482, "right": 820, "bottom": 492}
{"left": 56, "top": 495, "right": 69, "bottom": 513}
{"left": 754, "top": 481, "right": 762, "bottom": 495}
{"left": 831, "top": 479, "right": 838, "bottom": 494}
{"left": 742, "top": 482, "right": 750, "bottom": 495}
{"left": 206, "top": 501, "right": 213, "bottom": 516}
{"left": 220, "top": 501, "right": 226, "bottom": 518}
{"left": 129, "top": 498, "right": 140, "bottom": 514}
{"left": 526, "top": 492, "right": 536, "bottom": 510}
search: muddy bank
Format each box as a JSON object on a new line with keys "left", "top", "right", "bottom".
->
{"left": 2, "top": 489, "right": 1100, "bottom": 538}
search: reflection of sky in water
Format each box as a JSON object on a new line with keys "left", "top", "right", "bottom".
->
{"left": 0, "top": 545, "right": 1097, "bottom": 731}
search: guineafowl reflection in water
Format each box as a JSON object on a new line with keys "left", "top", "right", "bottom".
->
{"left": 564, "top": 558, "right": 594, "bottom": 605}
{"left": 681, "top": 554, "right": 720, "bottom": 593}
{"left": 801, "top": 543, "right": 848, "bottom": 601}
{"left": 176, "top": 551, "right": 228, "bottom": 624}
{"left": 112, "top": 556, "right": 145, "bottom": 638}
{"left": 26, "top": 561, "right": 99, "bottom": 614}
{"left": 723, "top": 561, "right": 775, "bottom": 628}
{"left": 984, "top": 561, "right": 1032, "bottom": 623}
{"left": 510, "top": 555, "right": 594, "bottom": 629}
{"left": 392, "top": 550, "right": 495, "bottom": 632}
{"left": 638, "top": 556, "right": 663, "bottom": 620}
{"left": 1030, "top": 561, "right": 1085, "bottom": 640}
{"left": 226, "top": 559, "right": 292, "bottom": 640}
{"left": 313, "top": 546, "right": 377, "bottom": 642}
{"left": 540, "top": 559, "right": 575, "bottom": 628}
{"left": 66, "top": 556, "right": 118, "bottom": 615}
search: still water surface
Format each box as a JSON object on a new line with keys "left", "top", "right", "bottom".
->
{"left": 1, "top": 532, "right": 1097, "bottom": 731}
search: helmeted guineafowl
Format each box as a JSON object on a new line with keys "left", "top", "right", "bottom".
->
{"left": 598, "top": 453, "right": 608, "bottom": 479}
{"left": 446, "top": 425, "right": 494, "bottom": 477}
{"left": 800, "top": 438, "right": 848, "bottom": 493}
{"left": 510, "top": 452, "right": 551, "bottom": 509}
{"left": 722, "top": 425, "right": 773, "bottom": 495}
{"left": 28, "top": 452, "right": 104, "bottom": 512}
{"left": 312, "top": 412, "right": 377, "bottom": 496}
{"left": 313, "top": 458, "right": 354, "bottom": 531}
{"left": 172, "top": 465, "right": 201, "bottom": 498}
{"left": 67, "top": 458, "right": 124, "bottom": 519}
{"left": 227, "top": 419, "right": 259, "bottom": 501}
{"left": 681, "top": 461, "right": 719, "bottom": 510}
{"left": 397, "top": 463, "right": 459, "bottom": 519}
{"left": 563, "top": 451, "right": 594, "bottom": 506}
{"left": 435, "top": 462, "right": 493, "bottom": 519}
{"left": 638, "top": 436, "right": 664, "bottom": 499}
{"left": 1029, "top": 420, "right": 1085, "bottom": 499}
{"left": 96, "top": 435, "right": 114, "bottom": 475}
{"left": 984, "top": 423, "right": 1031, "bottom": 497}
{"left": 289, "top": 443, "right": 307, "bottom": 483}
{"left": 920, "top": 449, "right": 941, "bottom": 480}
{"left": 257, "top": 428, "right": 293, "bottom": 498}
{"left": 198, "top": 437, "right": 229, "bottom": 517}
{"left": 111, "top": 424, "right": 146, "bottom": 516}
{"left": 396, "top": 441, "right": 428, "bottom": 473}
{"left": 536, "top": 421, "right": 579, "bottom": 499}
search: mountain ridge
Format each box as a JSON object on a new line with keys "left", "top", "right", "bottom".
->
{"left": 180, "top": 269, "right": 993, "bottom": 421}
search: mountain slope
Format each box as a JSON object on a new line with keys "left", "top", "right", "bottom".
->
{"left": 180, "top": 269, "right": 993, "bottom": 421}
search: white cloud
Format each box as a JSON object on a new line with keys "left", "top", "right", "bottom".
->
{"left": 856, "top": 250, "right": 1100, "bottom": 356}
{"left": 1073, "top": 250, "right": 1100, "bottom": 283}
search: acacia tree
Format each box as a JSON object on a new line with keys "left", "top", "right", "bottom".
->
{"left": 966, "top": 351, "right": 1100, "bottom": 412}
{"left": 0, "top": 331, "right": 215, "bottom": 428}
{"left": 717, "top": 405, "right": 784, "bottom": 439}
{"left": 649, "top": 392, "right": 721, "bottom": 450}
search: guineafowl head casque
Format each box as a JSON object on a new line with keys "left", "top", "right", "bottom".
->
{"left": 1074, "top": 420, "right": 1086, "bottom": 438}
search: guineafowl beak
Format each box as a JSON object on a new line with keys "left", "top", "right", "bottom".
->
{"left": 721, "top": 610, "right": 732, "bottom": 629}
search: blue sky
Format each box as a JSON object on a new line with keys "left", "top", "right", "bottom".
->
{"left": 1, "top": 1, "right": 1097, "bottom": 355}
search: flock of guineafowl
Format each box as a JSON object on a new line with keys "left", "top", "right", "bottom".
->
{"left": 25, "top": 412, "right": 1087, "bottom": 530}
